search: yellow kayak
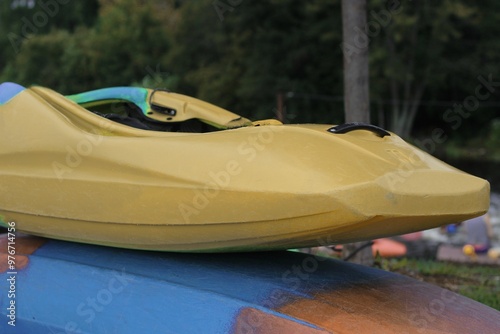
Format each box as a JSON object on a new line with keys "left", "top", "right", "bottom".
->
{"left": 0, "top": 82, "right": 489, "bottom": 252}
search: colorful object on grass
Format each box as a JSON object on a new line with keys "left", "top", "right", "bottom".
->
{"left": 0, "top": 83, "right": 490, "bottom": 252}
{"left": 372, "top": 238, "right": 407, "bottom": 258}
{"left": 464, "top": 214, "right": 493, "bottom": 254}
{"left": 463, "top": 244, "right": 477, "bottom": 258}
{"left": 488, "top": 247, "right": 500, "bottom": 259}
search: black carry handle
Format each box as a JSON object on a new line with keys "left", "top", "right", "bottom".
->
{"left": 327, "top": 122, "right": 391, "bottom": 138}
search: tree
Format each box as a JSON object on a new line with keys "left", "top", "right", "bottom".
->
{"left": 341, "top": 0, "right": 370, "bottom": 123}
{"left": 369, "top": 0, "right": 478, "bottom": 138}
{"left": 168, "top": 0, "right": 344, "bottom": 122}
{"left": 0, "top": 0, "right": 99, "bottom": 65}
{"left": 0, "top": 0, "right": 171, "bottom": 94}
{"left": 340, "top": 0, "right": 373, "bottom": 266}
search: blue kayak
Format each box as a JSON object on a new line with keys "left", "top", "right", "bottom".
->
{"left": 1, "top": 235, "right": 499, "bottom": 333}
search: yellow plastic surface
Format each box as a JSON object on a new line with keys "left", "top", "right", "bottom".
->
{"left": 147, "top": 90, "right": 252, "bottom": 128}
{"left": 0, "top": 86, "right": 490, "bottom": 252}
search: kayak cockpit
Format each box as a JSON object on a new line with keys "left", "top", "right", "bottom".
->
{"left": 0, "top": 82, "right": 258, "bottom": 134}
{"left": 65, "top": 86, "right": 253, "bottom": 133}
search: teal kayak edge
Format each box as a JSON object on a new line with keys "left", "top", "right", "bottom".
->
{"left": 66, "top": 87, "right": 150, "bottom": 115}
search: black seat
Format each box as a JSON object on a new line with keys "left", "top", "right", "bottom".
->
{"left": 102, "top": 113, "right": 151, "bottom": 130}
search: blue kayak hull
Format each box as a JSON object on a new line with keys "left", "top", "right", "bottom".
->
{"left": 1, "top": 235, "right": 499, "bottom": 333}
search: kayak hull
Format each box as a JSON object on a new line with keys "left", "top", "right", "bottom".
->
{"left": 1, "top": 201, "right": 486, "bottom": 252}
{"left": 0, "top": 84, "right": 490, "bottom": 251}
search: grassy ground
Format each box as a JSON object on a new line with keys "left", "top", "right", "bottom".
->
{"left": 378, "top": 257, "right": 500, "bottom": 311}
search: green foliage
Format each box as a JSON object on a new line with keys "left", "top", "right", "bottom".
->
{"left": 84, "top": 0, "right": 170, "bottom": 90}
{"left": 481, "top": 118, "right": 500, "bottom": 161}
{"left": 382, "top": 258, "right": 500, "bottom": 310}
{"left": 459, "top": 284, "right": 500, "bottom": 311}
{"left": 0, "top": 0, "right": 170, "bottom": 94}
{"left": 0, "top": 0, "right": 99, "bottom": 68}
{"left": 368, "top": 0, "right": 485, "bottom": 137}
{"left": 487, "top": 119, "right": 500, "bottom": 149}
{"left": 1, "top": 29, "right": 72, "bottom": 90}
{"left": 168, "top": 0, "right": 344, "bottom": 121}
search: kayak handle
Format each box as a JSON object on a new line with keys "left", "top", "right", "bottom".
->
{"left": 327, "top": 123, "right": 391, "bottom": 138}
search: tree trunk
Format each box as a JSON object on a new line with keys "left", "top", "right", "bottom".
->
{"left": 342, "top": 0, "right": 370, "bottom": 123}
{"left": 341, "top": 0, "right": 373, "bottom": 266}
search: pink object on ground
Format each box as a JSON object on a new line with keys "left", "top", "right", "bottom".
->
{"left": 372, "top": 238, "right": 407, "bottom": 257}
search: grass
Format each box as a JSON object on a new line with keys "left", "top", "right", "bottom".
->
{"left": 378, "top": 257, "right": 500, "bottom": 311}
